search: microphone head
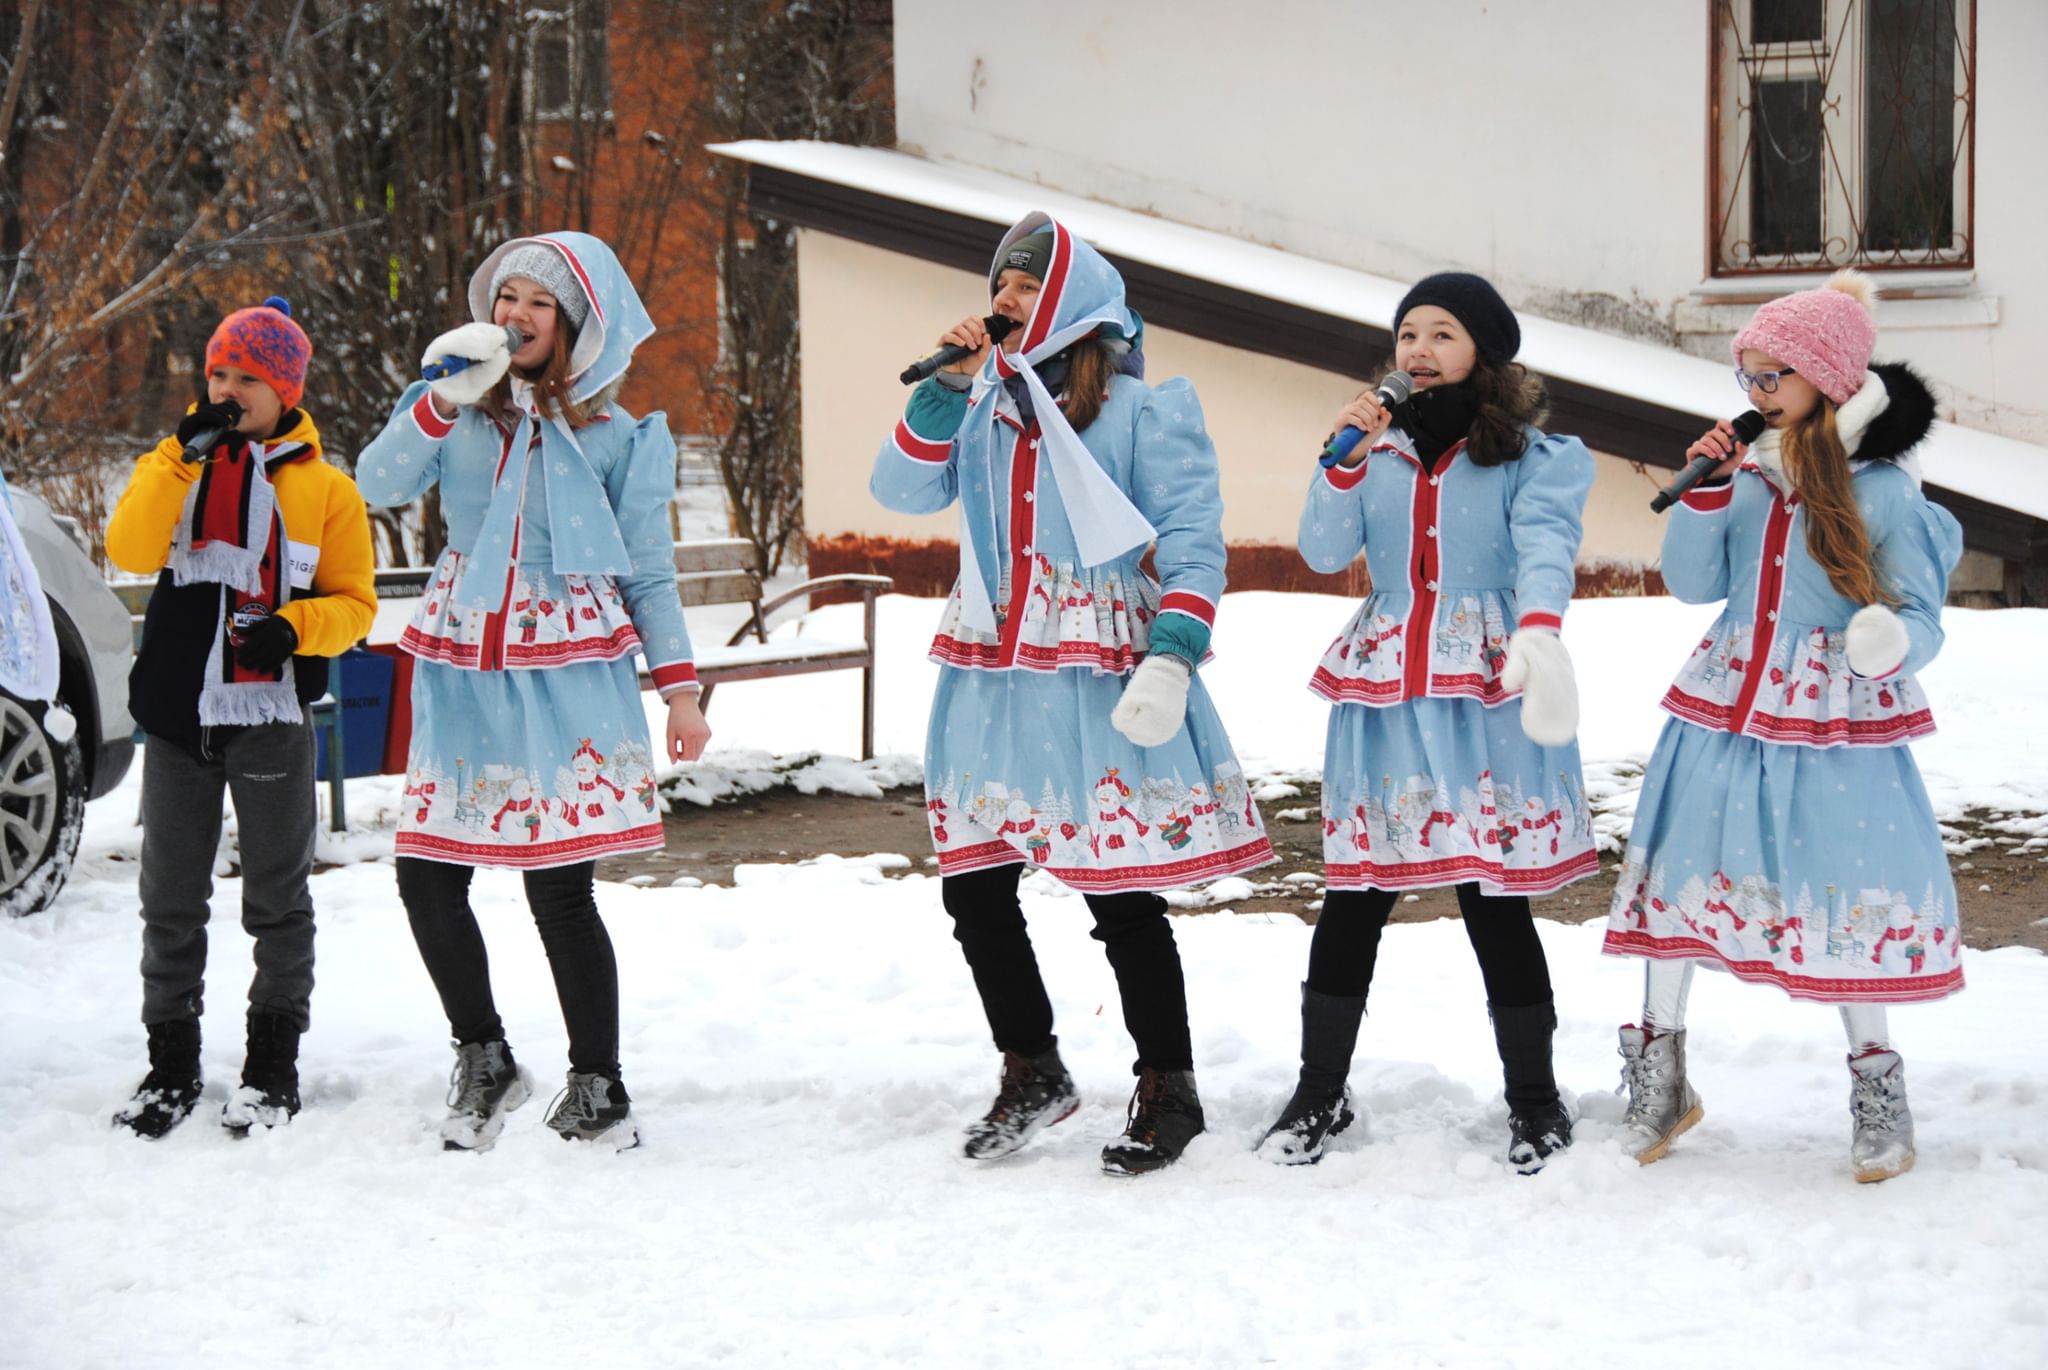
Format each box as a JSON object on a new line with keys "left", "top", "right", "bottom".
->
{"left": 504, "top": 323, "right": 530, "bottom": 352}
{"left": 1731, "top": 409, "right": 1768, "bottom": 444}
{"left": 983, "top": 314, "right": 1021, "bottom": 343}
{"left": 1377, "top": 370, "right": 1415, "bottom": 406}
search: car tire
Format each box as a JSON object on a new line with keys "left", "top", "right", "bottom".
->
{"left": 0, "top": 688, "right": 86, "bottom": 917}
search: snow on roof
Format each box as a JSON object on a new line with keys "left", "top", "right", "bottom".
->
{"left": 713, "top": 139, "right": 2048, "bottom": 524}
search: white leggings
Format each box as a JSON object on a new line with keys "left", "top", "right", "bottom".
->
{"left": 1640, "top": 960, "right": 1891, "bottom": 1053}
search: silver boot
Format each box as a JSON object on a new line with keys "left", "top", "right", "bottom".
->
{"left": 1616, "top": 1026, "right": 1704, "bottom": 1164}
{"left": 1847, "top": 1049, "right": 1915, "bottom": 1183}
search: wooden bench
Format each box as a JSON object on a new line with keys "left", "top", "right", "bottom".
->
{"left": 372, "top": 538, "right": 893, "bottom": 759}
{"left": 662, "top": 538, "right": 894, "bottom": 760}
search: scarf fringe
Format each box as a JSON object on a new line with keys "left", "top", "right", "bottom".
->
{"left": 198, "top": 678, "right": 303, "bottom": 728}
{"left": 169, "top": 540, "right": 266, "bottom": 593}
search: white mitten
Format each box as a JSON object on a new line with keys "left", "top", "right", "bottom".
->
{"left": 422, "top": 322, "right": 515, "bottom": 407}
{"left": 1111, "top": 654, "right": 1191, "bottom": 748}
{"left": 1845, "top": 604, "right": 1909, "bottom": 679}
{"left": 1500, "top": 626, "right": 1579, "bottom": 746}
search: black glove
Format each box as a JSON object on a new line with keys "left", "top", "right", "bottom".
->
{"left": 234, "top": 613, "right": 299, "bottom": 673}
{"left": 176, "top": 400, "right": 244, "bottom": 451}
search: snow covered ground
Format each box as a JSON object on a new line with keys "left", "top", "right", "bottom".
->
{"left": 4, "top": 594, "right": 2046, "bottom": 1369}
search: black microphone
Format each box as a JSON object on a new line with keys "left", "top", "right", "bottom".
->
{"left": 179, "top": 401, "right": 245, "bottom": 463}
{"left": 899, "top": 315, "right": 1021, "bottom": 385}
{"left": 1318, "top": 371, "right": 1416, "bottom": 468}
{"left": 1650, "top": 410, "right": 1768, "bottom": 513}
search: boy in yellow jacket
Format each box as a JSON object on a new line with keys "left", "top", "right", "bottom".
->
{"left": 105, "top": 296, "right": 376, "bottom": 1138}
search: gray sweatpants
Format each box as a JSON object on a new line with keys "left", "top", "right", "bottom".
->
{"left": 138, "top": 721, "right": 318, "bottom": 1031}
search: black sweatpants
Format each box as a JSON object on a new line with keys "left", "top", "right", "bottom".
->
{"left": 1306, "top": 883, "right": 1554, "bottom": 1008}
{"left": 941, "top": 863, "right": 1194, "bottom": 1072}
{"left": 395, "top": 857, "right": 622, "bottom": 1080}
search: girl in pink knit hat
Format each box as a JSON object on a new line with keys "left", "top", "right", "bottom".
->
{"left": 1599, "top": 270, "right": 1965, "bottom": 1183}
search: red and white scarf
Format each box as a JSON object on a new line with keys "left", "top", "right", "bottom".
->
{"left": 169, "top": 438, "right": 304, "bottom": 726}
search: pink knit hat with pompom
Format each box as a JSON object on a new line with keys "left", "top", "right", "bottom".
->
{"left": 1730, "top": 270, "right": 1878, "bottom": 406}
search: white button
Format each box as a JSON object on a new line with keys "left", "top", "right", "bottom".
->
{"left": 1024, "top": 491, "right": 1035, "bottom": 503}
{"left": 1430, "top": 477, "right": 1440, "bottom": 486}
{"left": 1029, "top": 440, "right": 1039, "bottom": 450}
{"left": 1426, "top": 581, "right": 1438, "bottom": 591}
{"left": 1022, "top": 546, "right": 1033, "bottom": 557}
{"left": 1767, "top": 611, "right": 1778, "bottom": 622}
{"left": 1427, "top": 526, "right": 1438, "bottom": 538}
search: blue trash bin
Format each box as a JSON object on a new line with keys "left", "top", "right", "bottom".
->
{"left": 314, "top": 647, "right": 395, "bottom": 781}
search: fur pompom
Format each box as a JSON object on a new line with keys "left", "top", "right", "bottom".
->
{"left": 1825, "top": 269, "right": 1878, "bottom": 315}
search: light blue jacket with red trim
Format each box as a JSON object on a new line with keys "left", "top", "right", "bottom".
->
{"left": 358, "top": 381, "right": 696, "bottom": 688}
{"left": 872, "top": 371, "right": 1228, "bottom": 640}
{"left": 1300, "top": 425, "right": 1594, "bottom": 633}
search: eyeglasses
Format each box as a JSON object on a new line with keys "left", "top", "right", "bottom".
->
{"left": 1735, "top": 366, "right": 1798, "bottom": 394}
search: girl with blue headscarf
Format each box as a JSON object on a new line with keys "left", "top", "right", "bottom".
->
{"left": 872, "top": 213, "right": 1274, "bottom": 1176}
{"left": 360, "top": 233, "right": 709, "bottom": 1152}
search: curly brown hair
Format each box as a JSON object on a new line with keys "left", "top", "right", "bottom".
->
{"left": 1369, "top": 354, "right": 1549, "bottom": 465}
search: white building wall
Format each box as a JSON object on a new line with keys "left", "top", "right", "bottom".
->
{"left": 894, "top": 0, "right": 2048, "bottom": 445}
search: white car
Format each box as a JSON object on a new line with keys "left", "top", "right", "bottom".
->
{"left": 2, "top": 484, "right": 135, "bottom": 916}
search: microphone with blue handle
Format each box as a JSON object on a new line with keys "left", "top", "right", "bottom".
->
{"left": 422, "top": 324, "right": 528, "bottom": 382}
{"left": 1318, "top": 370, "right": 1415, "bottom": 468}
{"left": 1649, "top": 410, "right": 1767, "bottom": 513}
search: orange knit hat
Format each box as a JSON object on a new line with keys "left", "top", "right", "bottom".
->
{"left": 205, "top": 296, "right": 313, "bottom": 410}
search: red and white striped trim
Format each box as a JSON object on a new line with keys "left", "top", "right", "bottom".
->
{"left": 928, "top": 634, "right": 1140, "bottom": 675}
{"left": 1660, "top": 686, "right": 1936, "bottom": 746}
{"left": 411, "top": 391, "right": 456, "bottom": 439}
{"left": 534, "top": 235, "right": 606, "bottom": 327}
{"left": 1601, "top": 930, "right": 1964, "bottom": 1004}
{"left": 1157, "top": 590, "right": 1216, "bottom": 628}
{"left": 1309, "top": 669, "right": 1519, "bottom": 708}
{"left": 399, "top": 623, "right": 643, "bottom": 669}
{"left": 1322, "top": 456, "right": 1371, "bottom": 492}
{"left": 396, "top": 821, "right": 664, "bottom": 870}
{"left": 1399, "top": 445, "right": 1462, "bottom": 700}
{"left": 892, "top": 419, "right": 952, "bottom": 464}
{"left": 1678, "top": 481, "right": 1734, "bottom": 513}
{"left": 1727, "top": 495, "right": 1798, "bottom": 734}
{"left": 1016, "top": 221, "right": 1073, "bottom": 356}
{"left": 935, "top": 834, "right": 1276, "bottom": 893}
{"left": 649, "top": 660, "right": 699, "bottom": 694}
{"left": 1324, "top": 847, "right": 1597, "bottom": 897}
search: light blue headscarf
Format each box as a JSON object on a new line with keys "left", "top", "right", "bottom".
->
{"left": 955, "top": 213, "right": 1156, "bottom": 633}
{"left": 454, "top": 232, "right": 657, "bottom": 611}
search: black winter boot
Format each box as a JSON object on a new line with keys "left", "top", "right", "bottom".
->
{"left": 440, "top": 1039, "right": 532, "bottom": 1152}
{"left": 1100, "top": 1067, "right": 1205, "bottom": 1176}
{"left": 964, "top": 1042, "right": 1079, "bottom": 1160}
{"left": 224, "top": 1008, "right": 302, "bottom": 1135}
{"left": 114, "top": 1019, "right": 203, "bottom": 1139}
{"left": 1257, "top": 983, "right": 1367, "bottom": 1165}
{"left": 1491, "top": 1000, "right": 1572, "bottom": 1174}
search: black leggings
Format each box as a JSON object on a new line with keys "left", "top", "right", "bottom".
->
{"left": 1306, "top": 883, "right": 1553, "bottom": 1008}
{"left": 395, "top": 857, "right": 622, "bottom": 1080}
{"left": 941, "top": 863, "right": 1193, "bottom": 1072}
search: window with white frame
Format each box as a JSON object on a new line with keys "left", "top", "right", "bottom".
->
{"left": 1710, "top": 0, "right": 1974, "bottom": 274}
{"left": 529, "top": 3, "right": 611, "bottom": 123}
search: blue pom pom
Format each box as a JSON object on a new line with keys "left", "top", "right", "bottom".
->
{"left": 263, "top": 295, "right": 292, "bottom": 317}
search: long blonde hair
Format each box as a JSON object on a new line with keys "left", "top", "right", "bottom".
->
{"left": 1782, "top": 401, "right": 1895, "bottom": 606}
